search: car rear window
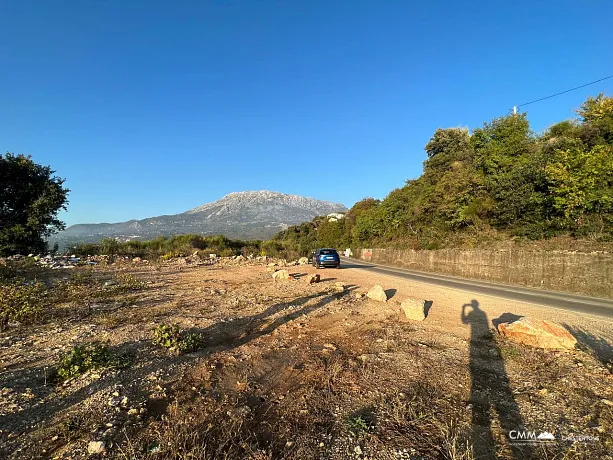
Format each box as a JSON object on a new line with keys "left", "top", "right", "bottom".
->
{"left": 320, "top": 249, "right": 338, "bottom": 255}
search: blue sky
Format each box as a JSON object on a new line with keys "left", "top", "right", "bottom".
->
{"left": 2, "top": 1, "right": 612, "bottom": 226}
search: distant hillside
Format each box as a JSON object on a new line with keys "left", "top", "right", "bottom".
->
{"left": 51, "top": 191, "right": 347, "bottom": 247}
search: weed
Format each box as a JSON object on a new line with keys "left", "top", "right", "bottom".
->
{"left": 499, "top": 342, "right": 522, "bottom": 360}
{"left": 56, "top": 342, "right": 130, "bottom": 381}
{"left": 153, "top": 323, "right": 181, "bottom": 348}
{"left": 0, "top": 280, "right": 47, "bottom": 329}
{"left": 346, "top": 415, "right": 372, "bottom": 437}
{"left": 153, "top": 324, "right": 206, "bottom": 353}
{"left": 115, "top": 273, "right": 146, "bottom": 291}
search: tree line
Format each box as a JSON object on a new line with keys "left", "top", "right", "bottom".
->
{"left": 2, "top": 94, "right": 612, "bottom": 257}
{"left": 274, "top": 94, "right": 613, "bottom": 252}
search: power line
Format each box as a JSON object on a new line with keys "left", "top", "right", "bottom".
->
{"left": 513, "top": 74, "right": 613, "bottom": 111}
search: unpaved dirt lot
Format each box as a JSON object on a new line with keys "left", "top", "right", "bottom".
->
{"left": 1, "top": 259, "right": 612, "bottom": 459}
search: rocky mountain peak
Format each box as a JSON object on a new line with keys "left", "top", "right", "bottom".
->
{"left": 51, "top": 190, "right": 348, "bottom": 247}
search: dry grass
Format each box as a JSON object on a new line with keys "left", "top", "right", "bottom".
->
{"left": 1, "top": 261, "right": 612, "bottom": 459}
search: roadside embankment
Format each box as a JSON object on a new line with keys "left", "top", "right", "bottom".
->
{"left": 357, "top": 248, "right": 613, "bottom": 299}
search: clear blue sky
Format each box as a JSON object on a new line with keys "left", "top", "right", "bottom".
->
{"left": 2, "top": 1, "right": 612, "bottom": 226}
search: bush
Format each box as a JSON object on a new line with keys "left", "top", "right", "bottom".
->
{"left": 114, "top": 273, "right": 146, "bottom": 291}
{"left": 153, "top": 324, "right": 206, "bottom": 353}
{"left": 0, "top": 280, "right": 47, "bottom": 329}
{"left": 56, "top": 341, "right": 129, "bottom": 380}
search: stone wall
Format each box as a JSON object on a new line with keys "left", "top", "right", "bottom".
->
{"left": 357, "top": 248, "right": 613, "bottom": 299}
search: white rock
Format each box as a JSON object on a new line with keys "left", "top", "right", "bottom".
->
{"left": 366, "top": 285, "right": 387, "bottom": 302}
{"left": 88, "top": 440, "right": 106, "bottom": 454}
{"left": 400, "top": 298, "right": 427, "bottom": 321}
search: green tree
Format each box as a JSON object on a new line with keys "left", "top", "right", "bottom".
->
{"left": 545, "top": 144, "right": 613, "bottom": 233}
{"left": 472, "top": 114, "right": 542, "bottom": 229}
{"left": 0, "top": 153, "right": 69, "bottom": 255}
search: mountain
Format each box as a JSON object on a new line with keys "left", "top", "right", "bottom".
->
{"left": 50, "top": 191, "right": 347, "bottom": 247}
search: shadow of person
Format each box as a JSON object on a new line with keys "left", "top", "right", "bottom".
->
{"left": 461, "top": 300, "right": 530, "bottom": 459}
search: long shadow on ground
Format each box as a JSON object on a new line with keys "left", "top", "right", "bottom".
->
{"left": 0, "top": 288, "right": 351, "bottom": 456}
{"left": 462, "top": 299, "right": 531, "bottom": 459}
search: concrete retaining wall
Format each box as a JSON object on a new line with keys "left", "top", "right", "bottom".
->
{"left": 357, "top": 248, "right": 613, "bottom": 299}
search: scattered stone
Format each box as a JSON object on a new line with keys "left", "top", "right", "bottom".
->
{"left": 88, "top": 440, "right": 106, "bottom": 455}
{"left": 333, "top": 282, "right": 345, "bottom": 292}
{"left": 354, "top": 292, "right": 365, "bottom": 299}
{"left": 132, "top": 257, "right": 142, "bottom": 263}
{"left": 298, "top": 257, "right": 309, "bottom": 265}
{"left": 496, "top": 316, "right": 577, "bottom": 350}
{"left": 400, "top": 298, "right": 427, "bottom": 321}
{"left": 306, "top": 274, "right": 320, "bottom": 284}
{"left": 272, "top": 269, "right": 290, "bottom": 281}
{"left": 367, "top": 285, "right": 387, "bottom": 302}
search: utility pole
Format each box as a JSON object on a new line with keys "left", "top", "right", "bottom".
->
{"left": 513, "top": 106, "right": 517, "bottom": 115}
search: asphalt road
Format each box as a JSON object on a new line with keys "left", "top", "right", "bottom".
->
{"left": 340, "top": 256, "right": 613, "bottom": 319}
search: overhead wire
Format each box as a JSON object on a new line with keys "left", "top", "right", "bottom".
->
{"left": 512, "top": 74, "right": 613, "bottom": 111}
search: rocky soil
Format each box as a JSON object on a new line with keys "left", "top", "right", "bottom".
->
{"left": 1, "top": 257, "right": 612, "bottom": 459}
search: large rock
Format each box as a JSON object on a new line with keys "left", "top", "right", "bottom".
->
{"left": 298, "top": 257, "right": 309, "bottom": 265}
{"left": 306, "top": 274, "right": 320, "bottom": 284}
{"left": 272, "top": 269, "right": 290, "bottom": 281}
{"left": 367, "top": 285, "right": 388, "bottom": 302}
{"left": 496, "top": 317, "right": 577, "bottom": 350}
{"left": 401, "top": 298, "right": 427, "bottom": 321}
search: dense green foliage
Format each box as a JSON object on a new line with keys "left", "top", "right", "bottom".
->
{"left": 274, "top": 94, "right": 613, "bottom": 251}
{"left": 72, "top": 233, "right": 302, "bottom": 259}
{"left": 0, "top": 153, "right": 69, "bottom": 255}
{"left": 74, "top": 234, "right": 259, "bottom": 258}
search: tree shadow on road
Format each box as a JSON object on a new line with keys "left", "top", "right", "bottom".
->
{"left": 461, "top": 299, "right": 530, "bottom": 459}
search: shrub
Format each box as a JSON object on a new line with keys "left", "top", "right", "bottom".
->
{"left": 0, "top": 280, "right": 47, "bottom": 329}
{"left": 345, "top": 415, "right": 372, "bottom": 437}
{"left": 115, "top": 273, "right": 146, "bottom": 291}
{"left": 57, "top": 342, "right": 129, "bottom": 381}
{"left": 153, "top": 324, "right": 206, "bottom": 353}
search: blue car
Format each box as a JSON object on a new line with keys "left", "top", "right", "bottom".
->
{"left": 311, "top": 248, "right": 341, "bottom": 268}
